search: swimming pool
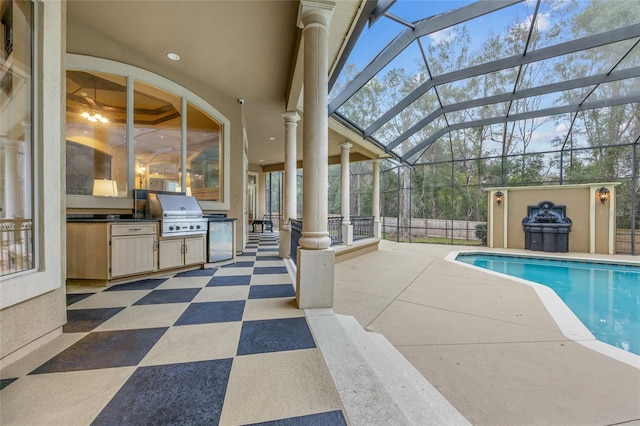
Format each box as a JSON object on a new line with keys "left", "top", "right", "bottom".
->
{"left": 455, "top": 253, "right": 640, "bottom": 357}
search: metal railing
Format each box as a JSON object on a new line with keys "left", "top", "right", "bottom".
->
{"left": 328, "top": 216, "right": 343, "bottom": 246}
{"left": 1, "top": 219, "right": 34, "bottom": 276}
{"left": 290, "top": 219, "right": 302, "bottom": 265}
{"left": 290, "top": 217, "right": 350, "bottom": 264}
{"left": 287, "top": 215, "right": 378, "bottom": 265}
{"left": 351, "top": 215, "right": 374, "bottom": 241}
{"left": 263, "top": 214, "right": 282, "bottom": 224}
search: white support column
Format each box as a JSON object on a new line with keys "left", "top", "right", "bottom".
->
{"left": 340, "top": 142, "right": 353, "bottom": 245}
{"left": 372, "top": 159, "right": 382, "bottom": 238}
{"left": 296, "top": 0, "right": 335, "bottom": 309}
{"left": 279, "top": 111, "right": 300, "bottom": 259}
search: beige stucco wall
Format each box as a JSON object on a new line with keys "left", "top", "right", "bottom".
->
{"left": 508, "top": 187, "right": 590, "bottom": 252}
{"left": 3, "top": 0, "right": 250, "bottom": 365}
{"left": 63, "top": 56, "right": 247, "bottom": 253}
{"left": 1, "top": 287, "right": 67, "bottom": 361}
{"left": 202, "top": 99, "right": 244, "bottom": 254}
{"left": 1, "top": 0, "right": 67, "bottom": 365}
{"left": 488, "top": 184, "right": 617, "bottom": 255}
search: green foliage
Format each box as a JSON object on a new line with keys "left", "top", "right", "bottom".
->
{"left": 336, "top": 1, "right": 640, "bottom": 238}
{"left": 475, "top": 223, "right": 488, "bottom": 246}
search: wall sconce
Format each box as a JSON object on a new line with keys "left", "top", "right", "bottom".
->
{"left": 93, "top": 179, "right": 118, "bottom": 197}
{"left": 494, "top": 191, "right": 504, "bottom": 206}
{"left": 597, "top": 187, "right": 610, "bottom": 204}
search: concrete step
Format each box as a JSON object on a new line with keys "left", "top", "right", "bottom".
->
{"left": 336, "top": 315, "right": 470, "bottom": 426}
{"left": 306, "top": 309, "right": 470, "bottom": 426}
{"left": 306, "top": 309, "right": 412, "bottom": 426}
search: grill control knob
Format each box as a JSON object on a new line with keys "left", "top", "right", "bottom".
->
{"left": 196, "top": 225, "right": 201, "bottom": 229}
{"left": 169, "top": 226, "right": 175, "bottom": 231}
{"left": 175, "top": 225, "right": 181, "bottom": 230}
{"left": 190, "top": 225, "right": 194, "bottom": 230}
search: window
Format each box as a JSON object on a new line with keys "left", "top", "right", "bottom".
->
{"left": 186, "top": 102, "right": 222, "bottom": 201}
{"left": 66, "top": 55, "right": 231, "bottom": 210}
{"left": 66, "top": 71, "right": 127, "bottom": 196}
{"left": 265, "top": 171, "right": 282, "bottom": 221}
{"left": 134, "top": 80, "right": 181, "bottom": 193}
{"left": 1, "top": 0, "right": 34, "bottom": 277}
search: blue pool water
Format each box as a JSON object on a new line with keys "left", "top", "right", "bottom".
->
{"left": 456, "top": 253, "right": 640, "bottom": 356}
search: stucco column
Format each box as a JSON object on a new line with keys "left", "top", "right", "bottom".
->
{"left": 372, "top": 159, "right": 382, "bottom": 238}
{"left": 279, "top": 111, "right": 300, "bottom": 258}
{"left": 295, "top": 0, "right": 335, "bottom": 309}
{"left": 340, "top": 142, "right": 353, "bottom": 245}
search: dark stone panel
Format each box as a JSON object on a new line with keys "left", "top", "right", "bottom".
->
{"left": 237, "top": 317, "right": 316, "bottom": 356}
{"left": 174, "top": 301, "right": 245, "bottom": 326}
{"left": 30, "top": 328, "right": 167, "bottom": 374}
{"left": 91, "top": 359, "right": 233, "bottom": 426}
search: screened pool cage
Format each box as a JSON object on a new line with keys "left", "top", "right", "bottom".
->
{"left": 322, "top": 0, "right": 640, "bottom": 254}
{"left": 378, "top": 152, "right": 640, "bottom": 254}
{"left": 264, "top": 1, "right": 640, "bottom": 253}
{"left": 267, "top": 151, "right": 640, "bottom": 253}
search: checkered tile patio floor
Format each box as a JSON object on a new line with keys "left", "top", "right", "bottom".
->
{"left": 0, "top": 232, "right": 347, "bottom": 425}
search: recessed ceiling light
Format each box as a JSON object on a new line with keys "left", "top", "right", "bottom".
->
{"left": 166, "top": 52, "right": 180, "bottom": 61}
{"left": 269, "top": 137, "right": 276, "bottom": 141}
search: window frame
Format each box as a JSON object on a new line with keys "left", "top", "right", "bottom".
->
{"left": 65, "top": 54, "right": 231, "bottom": 211}
{"left": 0, "top": 0, "right": 36, "bottom": 280}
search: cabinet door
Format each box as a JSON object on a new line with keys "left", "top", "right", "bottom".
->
{"left": 111, "top": 235, "right": 157, "bottom": 278}
{"left": 159, "top": 239, "right": 184, "bottom": 270}
{"left": 184, "top": 236, "right": 206, "bottom": 265}
{"left": 67, "top": 223, "right": 109, "bottom": 280}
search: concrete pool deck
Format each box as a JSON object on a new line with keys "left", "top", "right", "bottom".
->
{"left": 333, "top": 240, "right": 640, "bottom": 426}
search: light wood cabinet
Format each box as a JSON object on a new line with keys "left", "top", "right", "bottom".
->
{"left": 110, "top": 224, "right": 157, "bottom": 277}
{"left": 67, "top": 221, "right": 206, "bottom": 285}
{"left": 158, "top": 235, "right": 206, "bottom": 270}
{"left": 67, "top": 221, "right": 158, "bottom": 284}
{"left": 184, "top": 236, "right": 206, "bottom": 265}
{"left": 67, "top": 222, "right": 110, "bottom": 281}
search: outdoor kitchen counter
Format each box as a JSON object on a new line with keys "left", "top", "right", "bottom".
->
{"left": 66, "top": 218, "right": 204, "bottom": 286}
{"left": 66, "top": 215, "right": 159, "bottom": 223}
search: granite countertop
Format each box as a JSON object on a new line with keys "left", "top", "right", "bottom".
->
{"left": 68, "top": 214, "right": 237, "bottom": 223}
{"left": 67, "top": 215, "right": 159, "bottom": 223}
{"left": 203, "top": 216, "right": 237, "bottom": 221}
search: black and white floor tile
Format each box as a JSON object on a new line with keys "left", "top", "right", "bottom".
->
{"left": 0, "top": 233, "right": 347, "bottom": 425}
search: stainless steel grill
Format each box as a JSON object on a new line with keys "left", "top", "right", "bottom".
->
{"left": 148, "top": 193, "right": 208, "bottom": 237}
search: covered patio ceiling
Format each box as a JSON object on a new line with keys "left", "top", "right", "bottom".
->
{"left": 65, "top": 0, "right": 387, "bottom": 168}
{"left": 329, "top": 0, "right": 640, "bottom": 166}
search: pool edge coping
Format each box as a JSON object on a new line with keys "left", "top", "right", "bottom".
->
{"left": 445, "top": 250, "right": 640, "bottom": 370}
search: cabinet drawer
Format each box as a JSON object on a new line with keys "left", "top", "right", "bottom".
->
{"left": 111, "top": 223, "right": 157, "bottom": 236}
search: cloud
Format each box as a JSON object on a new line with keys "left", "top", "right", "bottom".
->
{"left": 555, "top": 121, "right": 569, "bottom": 132}
{"left": 510, "top": 12, "right": 552, "bottom": 35}
{"left": 534, "top": 12, "right": 552, "bottom": 31}
{"left": 528, "top": 120, "right": 569, "bottom": 144}
{"left": 429, "top": 28, "right": 456, "bottom": 46}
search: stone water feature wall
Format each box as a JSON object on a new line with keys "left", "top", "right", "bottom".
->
{"left": 522, "top": 201, "right": 572, "bottom": 253}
